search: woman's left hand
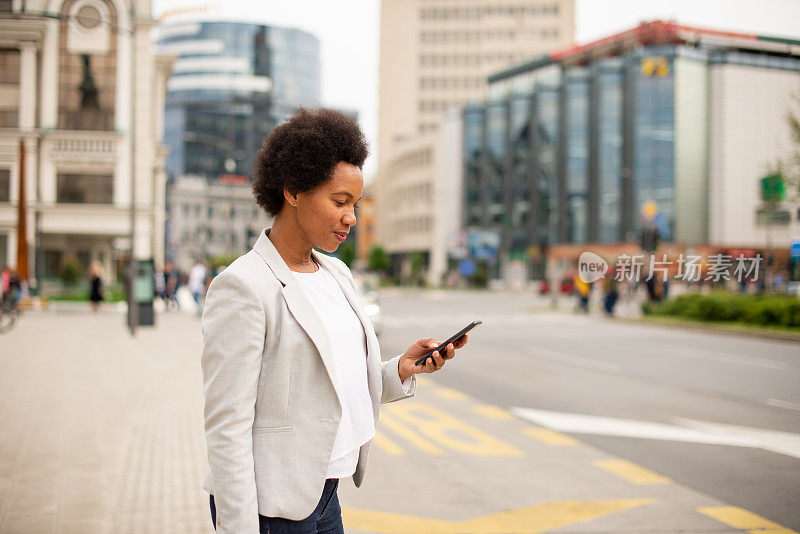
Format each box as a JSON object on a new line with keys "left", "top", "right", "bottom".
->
{"left": 397, "top": 335, "right": 469, "bottom": 381}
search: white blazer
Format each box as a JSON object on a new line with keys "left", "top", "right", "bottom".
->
{"left": 201, "top": 228, "right": 416, "bottom": 533}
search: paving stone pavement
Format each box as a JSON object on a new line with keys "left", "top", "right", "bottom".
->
{"left": 0, "top": 310, "right": 213, "bottom": 534}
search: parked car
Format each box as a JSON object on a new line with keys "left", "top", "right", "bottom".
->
{"left": 354, "top": 273, "right": 383, "bottom": 337}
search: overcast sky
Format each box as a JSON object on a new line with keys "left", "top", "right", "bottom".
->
{"left": 151, "top": 0, "right": 800, "bottom": 181}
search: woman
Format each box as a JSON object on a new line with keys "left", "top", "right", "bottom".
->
{"left": 88, "top": 261, "right": 104, "bottom": 312}
{"left": 201, "top": 108, "right": 468, "bottom": 534}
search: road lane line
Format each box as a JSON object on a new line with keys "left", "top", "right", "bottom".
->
{"left": 372, "top": 431, "right": 405, "bottom": 456}
{"left": 527, "top": 347, "right": 623, "bottom": 374}
{"left": 523, "top": 427, "right": 579, "bottom": 446}
{"left": 433, "top": 387, "right": 471, "bottom": 400}
{"left": 387, "top": 403, "right": 524, "bottom": 456}
{"left": 672, "top": 347, "right": 789, "bottom": 370}
{"left": 378, "top": 413, "right": 445, "bottom": 455}
{"left": 593, "top": 459, "right": 671, "bottom": 484}
{"left": 514, "top": 407, "right": 800, "bottom": 460}
{"left": 414, "top": 375, "right": 433, "bottom": 386}
{"left": 512, "top": 407, "right": 755, "bottom": 446}
{"left": 342, "top": 498, "right": 655, "bottom": 533}
{"left": 471, "top": 404, "right": 515, "bottom": 420}
{"left": 697, "top": 506, "right": 798, "bottom": 533}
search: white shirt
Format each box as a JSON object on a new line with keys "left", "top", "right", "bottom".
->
{"left": 188, "top": 264, "right": 206, "bottom": 293}
{"left": 293, "top": 262, "right": 376, "bottom": 479}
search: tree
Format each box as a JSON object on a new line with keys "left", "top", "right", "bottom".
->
{"left": 779, "top": 89, "right": 800, "bottom": 202}
{"left": 410, "top": 252, "right": 425, "bottom": 286}
{"left": 337, "top": 242, "right": 355, "bottom": 267}
{"left": 59, "top": 260, "right": 82, "bottom": 288}
{"left": 368, "top": 245, "right": 390, "bottom": 274}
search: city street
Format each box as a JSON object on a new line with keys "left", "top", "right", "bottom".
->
{"left": 0, "top": 289, "right": 798, "bottom": 533}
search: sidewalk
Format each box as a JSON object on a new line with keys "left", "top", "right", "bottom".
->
{"left": 0, "top": 311, "right": 211, "bottom": 534}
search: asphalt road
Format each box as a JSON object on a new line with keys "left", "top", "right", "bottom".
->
{"left": 375, "top": 289, "right": 800, "bottom": 530}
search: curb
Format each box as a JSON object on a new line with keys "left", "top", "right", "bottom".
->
{"left": 617, "top": 316, "right": 800, "bottom": 343}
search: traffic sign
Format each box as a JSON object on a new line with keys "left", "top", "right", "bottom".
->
{"left": 760, "top": 173, "right": 786, "bottom": 202}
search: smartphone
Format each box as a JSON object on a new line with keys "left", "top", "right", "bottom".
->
{"left": 415, "top": 320, "right": 481, "bottom": 366}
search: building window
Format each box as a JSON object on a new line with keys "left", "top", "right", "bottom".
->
{"left": 0, "top": 49, "right": 20, "bottom": 128}
{"left": 634, "top": 54, "right": 675, "bottom": 240}
{"left": 565, "top": 76, "right": 590, "bottom": 244}
{"left": 56, "top": 173, "right": 113, "bottom": 203}
{"left": 43, "top": 250, "right": 64, "bottom": 277}
{"left": 0, "top": 169, "right": 9, "bottom": 202}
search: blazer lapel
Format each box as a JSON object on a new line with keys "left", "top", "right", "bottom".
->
{"left": 252, "top": 229, "right": 345, "bottom": 405}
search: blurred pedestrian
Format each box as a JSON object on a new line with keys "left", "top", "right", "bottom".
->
{"left": 188, "top": 260, "right": 207, "bottom": 316}
{"left": 164, "top": 261, "right": 181, "bottom": 310}
{"left": 155, "top": 265, "right": 166, "bottom": 303}
{"left": 602, "top": 268, "right": 619, "bottom": 317}
{"left": 1, "top": 266, "right": 9, "bottom": 303}
{"left": 574, "top": 273, "right": 590, "bottom": 314}
{"left": 739, "top": 275, "right": 748, "bottom": 294}
{"left": 201, "top": 108, "right": 468, "bottom": 533}
{"left": 645, "top": 272, "right": 662, "bottom": 303}
{"left": 89, "top": 261, "right": 104, "bottom": 313}
{"left": 773, "top": 270, "right": 785, "bottom": 292}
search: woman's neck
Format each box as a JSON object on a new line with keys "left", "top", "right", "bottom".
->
{"left": 268, "top": 216, "right": 316, "bottom": 271}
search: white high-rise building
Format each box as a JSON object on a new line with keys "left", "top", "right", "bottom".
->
{"left": 375, "top": 0, "right": 575, "bottom": 281}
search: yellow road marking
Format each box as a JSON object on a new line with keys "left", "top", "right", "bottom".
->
{"left": 415, "top": 375, "right": 433, "bottom": 386}
{"left": 523, "top": 427, "right": 579, "bottom": 446}
{"left": 387, "top": 403, "right": 523, "bottom": 456}
{"left": 593, "top": 459, "right": 671, "bottom": 484}
{"left": 378, "top": 413, "right": 445, "bottom": 455}
{"left": 342, "top": 498, "right": 655, "bottom": 533}
{"left": 434, "top": 387, "right": 471, "bottom": 400}
{"left": 698, "top": 506, "right": 798, "bottom": 533}
{"left": 372, "top": 431, "right": 405, "bottom": 456}
{"left": 472, "top": 404, "right": 515, "bottom": 420}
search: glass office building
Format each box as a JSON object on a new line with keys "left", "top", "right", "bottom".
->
{"left": 157, "top": 20, "right": 320, "bottom": 181}
{"left": 463, "top": 21, "right": 800, "bottom": 273}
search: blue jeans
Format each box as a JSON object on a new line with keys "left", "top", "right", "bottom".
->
{"left": 209, "top": 478, "right": 343, "bottom": 533}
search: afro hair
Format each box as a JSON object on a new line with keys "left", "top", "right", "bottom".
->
{"left": 252, "top": 108, "right": 369, "bottom": 216}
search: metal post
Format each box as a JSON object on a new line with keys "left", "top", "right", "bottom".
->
{"left": 127, "top": 7, "right": 137, "bottom": 335}
{"left": 17, "top": 140, "right": 28, "bottom": 281}
{"left": 765, "top": 201, "right": 773, "bottom": 293}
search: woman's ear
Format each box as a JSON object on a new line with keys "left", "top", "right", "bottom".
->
{"left": 283, "top": 189, "right": 298, "bottom": 208}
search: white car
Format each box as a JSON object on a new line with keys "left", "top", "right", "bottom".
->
{"left": 354, "top": 273, "right": 382, "bottom": 337}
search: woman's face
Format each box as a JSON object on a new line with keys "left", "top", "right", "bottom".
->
{"left": 291, "top": 161, "right": 363, "bottom": 253}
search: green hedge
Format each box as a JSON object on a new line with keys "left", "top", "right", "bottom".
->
{"left": 47, "top": 284, "right": 127, "bottom": 303}
{"left": 643, "top": 291, "right": 800, "bottom": 328}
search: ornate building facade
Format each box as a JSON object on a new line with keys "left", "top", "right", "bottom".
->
{"left": 0, "top": 0, "right": 173, "bottom": 288}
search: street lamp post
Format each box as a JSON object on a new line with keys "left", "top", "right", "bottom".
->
{"left": 127, "top": 3, "right": 137, "bottom": 335}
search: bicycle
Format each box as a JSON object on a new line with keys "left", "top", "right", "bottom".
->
{"left": 0, "top": 290, "right": 21, "bottom": 333}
